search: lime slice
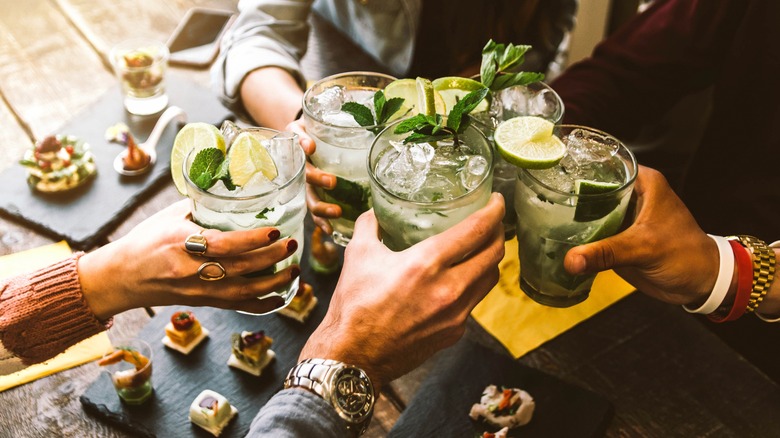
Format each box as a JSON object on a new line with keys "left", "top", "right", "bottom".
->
{"left": 432, "top": 76, "right": 489, "bottom": 113}
{"left": 227, "top": 132, "right": 278, "bottom": 186}
{"left": 574, "top": 179, "right": 623, "bottom": 223}
{"left": 384, "top": 78, "right": 446, "bottom": 116}
{"left": 171, "top": 123, "right": 226, "bottom": 194}
{"left": 494, "top": 116, "right": 564, "bottom": 169}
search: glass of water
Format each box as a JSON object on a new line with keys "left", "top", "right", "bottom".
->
{"left": 110, "top": 38, "right": 169, "bottom": 116}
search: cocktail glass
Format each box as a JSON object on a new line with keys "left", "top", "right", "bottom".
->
{"left": 109, "top": 38, "right": 169, "bottom": 116}
{"left": 182, "top": 123, "right": 307, "bottom": 313}
{"left": 473, "top": 81, "right": 564, "bottom": 239}
{"left": 303, "top": 71, "right": 400, "bottom": 246}
{"left": 514, "top": 125, "right": 637, "bottom": 307}
{"left": 368, "top": 119, "right": 494, "bottom": 251}
{"left": 100, "top": 338, "right": 153, "bottom": 405}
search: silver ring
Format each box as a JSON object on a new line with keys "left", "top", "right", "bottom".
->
{"left": 198, "top": 261, "right": 226, "bottom": 281}
{"left": 184, "top": 232, "right": 208, "bottom": 256}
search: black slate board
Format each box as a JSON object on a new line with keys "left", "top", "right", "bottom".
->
{"left": 389, "top": 339, "right": 613, "bottom": 438}
{"left": 0, "top": 75, "right": 232, "bottom": 250}
{"left": 80, "top": 249, "right": 341, "bottom": 438}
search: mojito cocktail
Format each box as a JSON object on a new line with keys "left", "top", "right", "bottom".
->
{"left": 182, "top": 124, "right": 307, "bottom": 313}
{"left": 513, "top": 125, "right": 637, "bottom": 307}
{"left": 368, "top": 120, "right": 494, "bottom": 251}
{"left": 303, "top": 72, "right": 399, "bottom": 246}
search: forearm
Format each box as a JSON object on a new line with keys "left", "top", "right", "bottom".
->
{"left": 241, "top": 67, "right": 304, "bottom": 130}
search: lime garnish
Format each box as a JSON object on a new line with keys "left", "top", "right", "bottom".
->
{"left": 227, "top": 132, "right": 278, "bottom": 187}
{"left": 384, "top": 78, "right": 446, "bottom": 117}
{"left": 171, "top": 122, "right": 226, "bottom": 194}
{"left": 573, "top": 179, "right": 623, "bottom": 222}
{"left": 494, "top": 116, "right": 564, "bottom": 169}
{"left": 432, "top": 76, "right": 489, "bottom": 113}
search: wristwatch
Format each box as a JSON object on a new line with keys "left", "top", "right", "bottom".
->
{"left": 284, "top": 358, "right": 375, "bottom": 436}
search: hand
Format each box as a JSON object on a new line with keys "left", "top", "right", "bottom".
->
{"left": 286, "top": 118, "right": 340, "bottom": 235}
{"left": 299, "top": 193, "right": 506, "bottom": 390}
{"left": 78, "top": 200, "right": 300, "bottom": 319}
{"left": 563, "top": 166, "right": 718, "bottom": 306}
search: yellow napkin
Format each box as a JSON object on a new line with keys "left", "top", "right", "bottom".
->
{"left": 0, "top": 241, "right": 112, "bottom": 392}
{"left": 471, "top": 237, "right": 635, "bottom": 358}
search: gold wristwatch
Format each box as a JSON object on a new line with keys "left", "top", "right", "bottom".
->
{"left": 284, "top": 358, "right": 375, "bottom": 437}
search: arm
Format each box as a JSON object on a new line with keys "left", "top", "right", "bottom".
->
{"left": 552, "top": 0, "right": 745, "bottom": 140}
{"left": 0, "top": 200, "right": 298, "bottom": 374}
{"left": 211, "top": 0, "right": 313, "bottom": 126}
{"left": 564, "top": 166, "right": 780, "bottom": 316}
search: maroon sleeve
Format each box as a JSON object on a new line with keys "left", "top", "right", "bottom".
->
{"left": 551, "top": 0, "right": 746, "bottom": 141}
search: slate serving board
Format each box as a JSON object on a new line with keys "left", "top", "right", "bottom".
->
{"left": 80, "top": 248, "right": 341, "bottom": 438}
{"left": 0, "top": 75, "right": 232, "bottom": 250}
{"left": 389, "top": 339, "right": 614, "bottom": 438}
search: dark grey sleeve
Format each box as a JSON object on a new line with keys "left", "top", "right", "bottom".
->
{"left": 246, "top": 388, "right": 347, "bottom": 437}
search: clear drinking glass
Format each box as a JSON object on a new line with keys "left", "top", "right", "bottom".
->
{"left": 514, "top": 125, "right": 637, "bottom": 308}
{"left": 182, "top": 124, "right": 307, "bottom": 313}
{"left": 110, "top": 38, "right": 169, "bottom": 115}
{"left": 473, "top": 81, "right": 564, "bottom": 239}
{"left": 101, "top": 338, "right": 153, "bottom": 405}
{"left": 303, "top": 71, "right": 400, "bottom": 246}
{"left": 368, "top": 120, "right": 494, "bottom": 251}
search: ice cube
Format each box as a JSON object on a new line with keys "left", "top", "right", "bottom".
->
{"left": 269, "top": 131, "right": 298, "bottom": 181}
{"left": 412, "top": 173, "right": 459, "bottom": 202}
{"left": 375, "top": 147, "right": 427, "bottom": 197}
{"left": 566, "top": 129, "right": 620, "bottom": 164}
{"left": 322, "top": 111, "right": 361, "bottom": 128}
{"left": 408, "top": 142, "right": 435, "bottom": 166}
{"left": 311, "top": 85, "right": 346, "bottom": 116}
{"left": 238, "top": 173, "right": 279, "bottom": 196}
{"left": 459, "top": 155, "right": 489, "bottom": 190}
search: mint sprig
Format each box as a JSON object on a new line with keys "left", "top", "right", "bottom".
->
{"left": 188, "top": 147, "right": 234, "bottom": 190}
{"left": 480, "top": 39, "right": 545, "bottom": 91}
{"left": 394, "top": 87, "right": 489, "bottom": 145}
{"left": 341, "top": 90, "right": 404, "bottom": 134}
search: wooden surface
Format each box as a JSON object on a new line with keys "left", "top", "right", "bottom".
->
{"left": 2, "top": 2, "right": 779, "bottom": 438}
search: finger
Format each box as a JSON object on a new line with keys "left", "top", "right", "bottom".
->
{"left": 217, "top": 238, "right": 299, "bottom": 276}
{"left": 347, "top": 209, "right": 383, "bottom": 250}
{"left": 286, "top": 119, "right": 316, "bottom": 155}
{"left": 306, "top": 183, "right": 341, "bottom": 217}
{"left": 312, "top": 214, "right": 333, "bottom": 235}
{"left": 305, "top": 162, "right": 336, "bottom": 189}
{"left": 416, "top": 193, "right": 505, "bottom": 266}
{"left": 445, "top": 223, "right": 505, "bottom": 309}
{"left": 197, "top": 227, "right": 283, "bottom": 256}
{"left": 563, "top": 229, "right": 647, "bottom": 275}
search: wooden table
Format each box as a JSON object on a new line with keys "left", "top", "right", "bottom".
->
{"left": 2, "top": 2, "right": 779, "bottom": 437}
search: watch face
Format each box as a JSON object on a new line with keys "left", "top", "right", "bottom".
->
{"left": 334, "top": 367, "right": 374, "bottom": 421}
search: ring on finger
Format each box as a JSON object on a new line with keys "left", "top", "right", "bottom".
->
{"left": 198, "top": 261, "right": 226, "bottom": 281}
{"left": 184, "top": 232, "right": 208, "bottom": 256}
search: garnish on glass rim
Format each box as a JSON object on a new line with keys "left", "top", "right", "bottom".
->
{"left": 480, "top": 39, "right": 545, "bottom": 91}
{"left": 340, "top": 90, "right": 405, "bottom": 134}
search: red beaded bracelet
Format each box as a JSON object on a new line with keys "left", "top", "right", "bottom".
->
{"left": 708, "top": 240, "right": 753, "bottom": 322}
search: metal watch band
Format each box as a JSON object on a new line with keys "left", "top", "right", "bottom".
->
{"left": 284, "top": 358, "right": 374, "bottom": 437}
{"left": 729, "top": 235, "right": 777, "bottom": 313}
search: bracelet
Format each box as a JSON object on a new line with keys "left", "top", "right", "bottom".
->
{"left": 683, "top": 235, "right": 734, "bottom": 314}
{"left": 295, "top": 108, "right": 304, "bottom": 120}
{"left": 755, "top": 240, "right": 780, "bottom": 322}
{"left": 708, "top": 240, "right": 753, "bottom": 323}
{"left": 731, "top": 235, "right": 776, "bottom": 313}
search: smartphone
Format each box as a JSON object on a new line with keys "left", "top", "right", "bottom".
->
{"left": 167, "top": 7, "right": 236, "bottom": 67}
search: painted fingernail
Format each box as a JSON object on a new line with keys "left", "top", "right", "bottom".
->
{"left": 290, "top": 265, "right": 301, "bottom": 280}
{"left": 268, "top": 229, "right": 281, "bottom": 241}
{"left": 287, "top": 239, "right": 298, "bottom": 253}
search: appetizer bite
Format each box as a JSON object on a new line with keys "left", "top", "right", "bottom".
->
{"left": 97, "top": 342, "right": 153, "bottom": 405}
{"left": 469, "top": 385, "right": 535, "bottom": 430}
{"left": 189, "top": 389, "right": 238, "bottom": 437}
{"left": 278, "top": 281, "right": 318, "bottom": 323}
{"left": 162, "top": 310, "right": 209, "bottom": 354}
{"left": 19, "top": 134, "right": 97, "bottom": 193}
{"left": 482, "top": 427, "right": 510, "bottom": 438}
{"left": 227, "top": 330, "right": 275, "bottom": 376}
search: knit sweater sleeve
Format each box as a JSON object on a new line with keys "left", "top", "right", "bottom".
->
{"left": 0, "top": 252, "right": 112, "bottom": 375}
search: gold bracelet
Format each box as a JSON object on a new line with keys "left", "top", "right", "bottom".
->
{"left": 728, "top": 235, "right": 776, "bottom": 313}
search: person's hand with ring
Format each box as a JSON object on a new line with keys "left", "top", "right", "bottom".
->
{"left": 78, "top": 200, "right": 300, "bottom": 318}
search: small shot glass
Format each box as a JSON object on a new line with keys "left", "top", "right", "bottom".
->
{"left": 98, "top": 338, "right": 154, "bottom": 405}
{"left": 110, "top": 39, "right": 169, "bottom": 116}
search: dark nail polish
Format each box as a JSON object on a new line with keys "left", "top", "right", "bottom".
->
{"left": 287, "top": 239, "right": 298, "bottom": 253}
{"left": 290, "top": 265, "right": 301, "bottom": 280}
{"left": 268, "top": 229, "right": 281, "bottom": 241}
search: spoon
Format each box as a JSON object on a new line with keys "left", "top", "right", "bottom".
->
{"left": 113, "top": 106, "right": 188, "bottom": 176}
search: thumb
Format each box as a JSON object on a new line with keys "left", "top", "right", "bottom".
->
{"left": 564, "top": 230, "right": 640, "bottom": 275}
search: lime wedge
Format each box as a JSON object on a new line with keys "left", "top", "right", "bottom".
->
{"left": 432, "top": 76, "right": 489, "bottom": 113}
{"left": 494, "top": 116, "right": 563, "bottom": 169}
{"left": 227, "top": 132, "right": 278, "bottom": 186}
{"left": 574, "top": 179, "right": 623, "bottom": 222}
{"left": 384, "top": 78, "right": 446, "bottom": 116}
{"left": 171, "top": 123, "right": 226, "bottom": 194}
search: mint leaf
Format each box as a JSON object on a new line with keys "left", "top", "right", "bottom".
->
{"left": 373, "top": 91, "right": 385, "bottom": 124}
{"left": 255, "top": 207, "right": 275, "bottom": 219}
{"left": 447, "top": 88, "right": 489, "bottom": 132}
{"left": 189, "top": 148, "right": 225, "bottom": 190}
{"left": 380, "top": 97, "right": 404, "bottom": 124}
{"left": 341, "top": 102, "right": 375, "bottom": 127}
{"left": 394, "top": 114, "right": 430, "bottom": 134}
{"left": 480, "top": 39, "right": 544, "bottom": 91}
{"left": 480, "top": 40, "right": 499, "bottom": 89}
{"left": 492, "top": 71, "right": 545, "bottom": 90}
